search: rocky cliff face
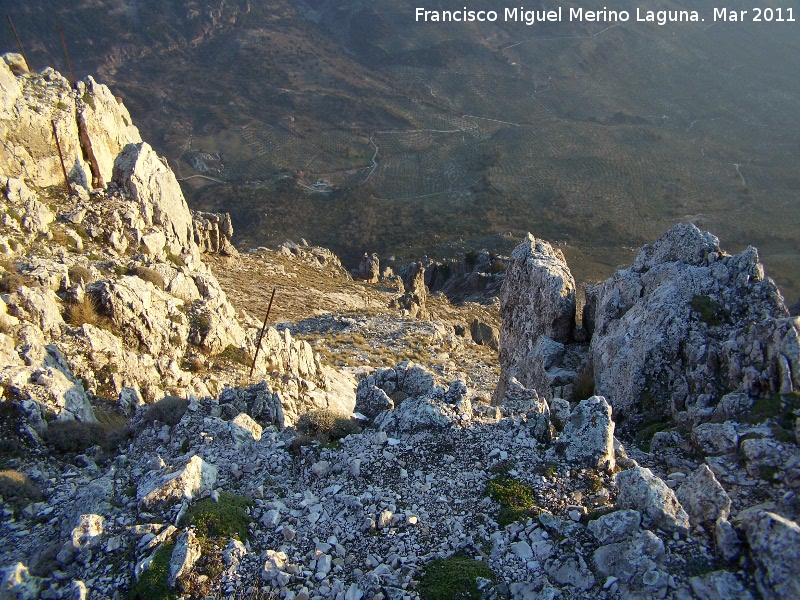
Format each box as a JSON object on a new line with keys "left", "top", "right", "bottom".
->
{"left": 0, "top": 58, "right": 355, "bottom": 435}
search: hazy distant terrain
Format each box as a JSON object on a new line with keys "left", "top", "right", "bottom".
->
{"left": 4, "top": 0, "right": 799, "bottom": 300}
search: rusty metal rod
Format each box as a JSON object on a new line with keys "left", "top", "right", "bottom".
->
{"left": 250, "top": 287, "right": 278, "bottom": 379}
{"left": 51, "top": 120, "right": 70, "bottom": 192}
{"left": 6, "top": 15, "right": 30, "bottom": 72}
{"left": 57, "top": 23, "right": 76, "bottom": 88}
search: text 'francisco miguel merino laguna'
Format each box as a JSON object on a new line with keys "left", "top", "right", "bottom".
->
{"left": 415, "top": 7, "right": 796, "bottom": 25}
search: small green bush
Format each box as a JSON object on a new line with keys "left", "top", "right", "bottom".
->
{"left": 485, "top": 476, "right": 539, "bottom": 527}
{"left": 419, "top": 553, "right": 495, "bottom": 600}
{"left": 166, "top": 252, "right": 186, "bottom": 268}
{"left": 0, "top": 401, "right": 24, "bottom": 458}
{"left": 45, "top": 420, "right": 106, "bottom": 453}
{"left": 0, "top": 469, "right": 43, "bottom": 511}
{"left": 635, "top": 418, "right": 672, "bottom": 452}
{"left": 745, "top": 393, "right": 800, "bottom": 427}
{"left": 487, "top": 260, "right": 507, "bottom": 274}
{"left": 218, "top": 344, "right": 251, "bottom": 367}
{"left": 132, "top": 266, "right": 164, "bottom": 290}
{"left": 143, "top": 395, "right": 189, "bottom": 426}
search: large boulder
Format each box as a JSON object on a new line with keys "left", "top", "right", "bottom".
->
{"left": 369, "top": 366, "right": 471, "bottom": 433}
{"left": 586, "top": 223, "right": 799, "bottom": 420}
{"left": 615, "top": 466, "right": 690, "bottom": 534}
{"left": 676, "top": 464, "right": 731, "bottom": 526}
{"left": 137, "top": 455, "right": 218, "bottom": 512}
{"left": 551, "top": 395, "right": 615, "bottom": 471}
{"left": 740, "top": 510, "right": 800, "bottom": 599}
{"left": 494, "top": 233, "right": 576, "bottom": 401}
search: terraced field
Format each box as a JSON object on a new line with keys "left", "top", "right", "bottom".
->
{"left": 6, "top": 0, "right": 800, "bottom": 300}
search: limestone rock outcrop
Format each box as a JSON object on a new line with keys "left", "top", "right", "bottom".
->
{"left": 75, "top": 76, "right": 142, "bottom": 188}
{"left": 0, "top": 59, "right": 140, "bottom": 191}
{"left": 278, "top": 240, "right": 351, "bottom": 279}
{"left": 494, "top": 234, "right": 576, "bottom": 402}
{"left": 354, "top": 253, "right": 380, "bottom": 283}
{"left": 192, "top": 211, "right": 237, "bottom": 256}
{"left": 393, "top": 262, "right": 429, "bottom": 319}
{"left": 586, "top": 223, "right": 799, "bottom": 421}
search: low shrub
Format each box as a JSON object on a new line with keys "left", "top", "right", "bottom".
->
{"left": 0, "top": 469, "right": 43, "bottom": 511}
{"left": 142, "top": 395, "right": 189, "bottom": 426}
{"left": 218, "top": 344, "right": 251, "bottom": 367}
{"left": 67, "top": 265, "right": 93, "bottom": 285}
{"left": 166, "top": 252, "right": 186, "bottom": 268}
{"left": 573, "top": 368, "right": 595, "bottom": 401}
{"left": 0, "top": 272, "right": 33, "bottom": 293}
{"left": 295, "top": 408, "right": 361, "bottom": 444}
{"left": 132, "top": 266, "right": 164, "bottom": 290}
{"left": 128, "top": 542, "right": 173, "bottom": 600}
{"left": 691, "top": 295, "right": 724, "bottom": 326}
{"left": 45, "top": 420, "right": 106, "bottom": 453}
{"left": 177, "top": 492, "right": 253, "bottom": 594}
{"left": 183, "top": 492, "right": 252, "bottom": 543}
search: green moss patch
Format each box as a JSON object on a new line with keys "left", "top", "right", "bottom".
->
{"left": 128, "top": 542, "right": 174, "bottom": 600}
{"left": 485, "top": 476, "right": 539, "bottom": 527}
{"left": 183, "top": 492, "right": 252, "bottom": 543}
{"left": 745, "top": 392, "right": 800, "bottom": 427}
{"left": 419, "top": 553, "right": 495, "bottom": 600}
{"left": 691, "top": 295, "right": 724, "bottom": 326}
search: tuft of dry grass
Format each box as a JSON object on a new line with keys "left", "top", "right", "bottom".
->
{"left": 65, "top": 295, "right": 107, "bottom": 327}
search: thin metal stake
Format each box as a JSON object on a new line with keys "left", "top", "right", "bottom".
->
{"left": 51, "top": 120, "right": 70, "bottom": 192}
{"left": 250, "top": 288, "right": 278, "bottom": 379}
{"left": 57, "top": 23, "right": 76, "bottom": 88}
{"left": 6, "top": 15, "right": 30, "bottom": 72}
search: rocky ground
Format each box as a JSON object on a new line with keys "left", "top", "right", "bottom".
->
{"left": 1, "top": 57, "right": 799, "bottom": 600}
